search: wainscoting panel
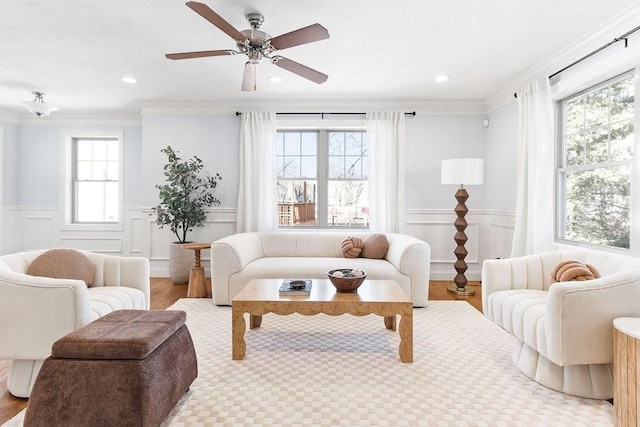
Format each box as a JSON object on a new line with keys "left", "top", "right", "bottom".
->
{"left": 3, "top": 206, "right": 514, "bottom": 281}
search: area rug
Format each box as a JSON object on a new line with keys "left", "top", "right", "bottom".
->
{"left": 3, "top": 300, "right": 613, "bottom": 426}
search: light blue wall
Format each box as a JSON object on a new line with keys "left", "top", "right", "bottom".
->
{"left": 1, "top": 121, "right": 19, "bottom": 205}
{"left": 141, "top": 114, "right": 240, "bottom": 208}
{"left": 485, "top": 100, "right": 518, "bottom": 211}
{"left": 5, "top": 123, "right": 143, "bottom": 206}
{"left": 405, "top": 114, "right": 487, "bottom": 210}
{"left": 4, "top": 111, "right": 516, "bottom": 213}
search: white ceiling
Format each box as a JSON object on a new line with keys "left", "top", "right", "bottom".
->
{"left": 1, "top": 0, "right": 639, "bottom": 116}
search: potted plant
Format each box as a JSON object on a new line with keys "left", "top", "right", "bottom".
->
{"left": 151, "top": 146, "right": 222, "bottom": 284}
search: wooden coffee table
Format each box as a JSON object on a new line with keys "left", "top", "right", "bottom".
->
{"left": 231, "top": 278, "right": 413, "bottom": 362}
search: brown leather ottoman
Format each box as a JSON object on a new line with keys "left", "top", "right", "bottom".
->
{"left": 24, "top": 310, "right": 198, "bottom": 427}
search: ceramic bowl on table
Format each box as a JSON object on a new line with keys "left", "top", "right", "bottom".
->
{"left": 327, "top": 268, "right": 367, "bottom": 293}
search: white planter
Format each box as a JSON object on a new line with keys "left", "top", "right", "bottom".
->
{"left": 169, "top": 243, "right": 193, "bottom": 284}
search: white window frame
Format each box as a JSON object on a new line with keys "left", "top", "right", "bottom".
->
{"left": 276, "top": 119, "right": 368, "bottom": 230}
{"left": 60, "top": 130, "right": 124, "bottom": 231}
{"left": 555, "top": 70, "right": 639, "bottom": 252}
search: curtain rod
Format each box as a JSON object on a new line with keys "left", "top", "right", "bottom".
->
{"left": 235, "top": 111, "right": 416, "bottom": 117}
{"left": 513, "top": 24, "right": 640, "bottom": 99}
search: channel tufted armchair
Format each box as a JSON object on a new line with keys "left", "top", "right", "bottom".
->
{"left": 0, "top": 249, "right": 150, "bottom": 398}
{"left": 482, "top": 249, "right": 640, "bottom": 399}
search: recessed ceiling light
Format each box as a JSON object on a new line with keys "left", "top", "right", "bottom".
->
{"left": 121, "top": 76, "right": 137, "bottom": 84}
{"left": 435, "top": 74, "right": 449, "bottom": 83}
{"left": 268, "top": 76, "right": 283, "bottom": 83}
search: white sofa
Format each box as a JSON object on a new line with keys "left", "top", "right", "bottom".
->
{"left": 0, "top": 250, "right": 150, "bottom": 398}
{"left": 211, "top": 232, "right": 431, "bottom": 307}
{"left": 482, "top": 250, "right": 640, "bottom": 399}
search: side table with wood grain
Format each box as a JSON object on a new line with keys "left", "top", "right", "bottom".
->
{"left": 182, "top": 243, "right": 211, "bottom": 298}
{"left": 613, "top": 317, "right": 640, "bottom": 426}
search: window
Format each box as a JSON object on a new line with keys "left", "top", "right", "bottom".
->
{"left": 61, "top": 131, "right": 123, "bottom": 229}
{"left": 557, "top": 71, "right": 635, "bottom": 249}
{"left": 276, "top": 130, "right": 368, "bottom": 228}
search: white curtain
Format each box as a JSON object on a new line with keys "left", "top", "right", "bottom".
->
{"left": 236, "top": 111, "right": 277, "bottom": 233}
{"left": 511, "top": 77, "right": 555, "bottom": 257}
{"left": 366, "top": 111, "right": 406, "bottom": 233}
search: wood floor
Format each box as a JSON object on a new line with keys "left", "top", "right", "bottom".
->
{"left": 0, "top": 279, "right": 481, "bottom": 424}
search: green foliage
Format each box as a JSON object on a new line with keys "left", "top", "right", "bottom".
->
{"left": 562, "top": 74, "right": 634, "bottom": 249}
{"left": 151, "top": 146, "right": 222, "bottom": 243}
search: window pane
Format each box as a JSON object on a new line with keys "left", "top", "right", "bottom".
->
{"left": 344, "top": 156, "right": 363, "bottom": 178}
{"left": 77, "top": 161, "right": 92, "bottom": 180}
{"left": 106, "top": 140, "right": 119, "bottom": 161}
{"left": 76, "top": 140, "right": 93, "bottom": 161}
{"left": 564, "top": 165, "right": 630, "bottom": 249}
{"left": 301, "top": 133, "right": 317, "bottom": 155}
{"left": 104, "top": 182, "right": 119, "bottom": 222}
{"left": 610, "top": 119, "right": 634, "bottom": 161}
{"left": 93, "top": 140, "right": 108, "bottom": 160}
{"left": 92, "top": 161, "right": 107, "bottom": 180}
{"left": 565, "top": 133, "right": 584, "bottom": 167}
{"left": 277, "top": 180, "right": 317, "bottom": 226}
{"left": 328, "top": 156, "right": 343, "bottom": 178}
{"left": 565, "top": 98, "right": 584, "bottom": 135}
{"left": 327, "top": 180, "right": 369, "bottom": 227}
{"left": 76, "top": 182, "right": 105, "bottom": 222}
{"left": 585, "top": 128, "right": 608, "bottom": 164}
{"left": 611, "top": 77, "right": 634, "bottom": 122}
{"left": 283, "top": 156, "right": 300, "bottom": 178}
{"left": 106, "top": 161, "right": 119, "bottom": 180}
{"left": 584, "top": 88, "right": 609, "bottom": 129}
{"left": 328, "top": 133, "right": 344, "bottom": 155}
{"left": 284, "top": 133, "right": 301, "bottom": 155}
{"left": 300, "top": 156, "right": 317, "bottom": 178}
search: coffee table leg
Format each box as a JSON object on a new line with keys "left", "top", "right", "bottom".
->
{"left": 232, "top": 309, "right": 246, "bottom": 360}
{"left": 384, "top": 315, "right": 396, "bottom": 331}
{"left": 398, "top": 311, "right": 413, "bottom": 363}
{"left": 250, "top": 314, "right": 262, "bottom": 329}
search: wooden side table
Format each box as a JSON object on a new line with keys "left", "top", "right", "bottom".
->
{"left": 182, "top": 243, "right": 211, "bottom": 298}
{"left": 613, "top": 317, "right": 640, "bottom": 426}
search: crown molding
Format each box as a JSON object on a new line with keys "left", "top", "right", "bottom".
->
{"left": 485, "top": 3, "right": 640, "bottom": 112}
{"left": 0, "top": 111, "right": 20, "bottom": 124}
{"left": 17, "top": 114, "right": 141, "bottom": 126}
{"left": 137, "top": 98, "right": 487, "bottom": 115}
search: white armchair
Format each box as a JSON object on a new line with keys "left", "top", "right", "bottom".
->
{"left": 0, "top": 250, "right": 150, "bottom": 398}
{"left": 482, "top": 250, "right": 640, "bottom": 399}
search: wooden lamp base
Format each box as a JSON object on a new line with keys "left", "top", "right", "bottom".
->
{"left": 447, "top": 187, "right": 475, "bottom": 297}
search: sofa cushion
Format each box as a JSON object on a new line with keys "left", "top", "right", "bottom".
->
{"left": 27, "top": 249, "right": 96, "bottom": 287}
{"left": 362, "top": 234, "right": 389, "bottom": 259}
{"left": 551, "top": 260, "right": 600, "bottom": 282}
{"left": 341, "top": 236, "right": 364, "bottom": 258}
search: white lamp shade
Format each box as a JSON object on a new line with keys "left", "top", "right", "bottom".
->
{"left": 441, "top": 158, "right": 484, "bottom": 185}
{"left": 21, "top": 100, "right": 59, "bottom": 117}
{"left": 241, "top": 62, "right": 258, "bottom": 92}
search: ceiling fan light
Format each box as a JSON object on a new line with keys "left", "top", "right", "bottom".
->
{"left": 242, "top": 62, "right": 259, "bottom": 91}
{"left": 21, "top": 91, "right": 59, "bottom": 117}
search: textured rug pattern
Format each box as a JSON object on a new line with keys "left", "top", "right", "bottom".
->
{"left": 162, "top": 299, "right": 613, "bottom": 426}
{"left": 3, "top": 300, "right": 614, "bottom": 426}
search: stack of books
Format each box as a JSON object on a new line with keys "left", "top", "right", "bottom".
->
{"left": 279, "top": 279, "right": 312, "bottom": 296}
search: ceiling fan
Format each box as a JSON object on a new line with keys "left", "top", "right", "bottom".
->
{"left": 166, "top": 1, "right": 330, "bottom": 91}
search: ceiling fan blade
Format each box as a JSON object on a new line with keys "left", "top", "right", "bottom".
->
{"left": 269, "top": 23, "right": 329, "bottom": 50}
{"left": 273, "top": 57, "right": 328, "bottom": 84}
{"left": 166, "top": 50, "right": 233, "bottom": 60}
{"left": 241, "top": 62, "right": 258, "bottom": 91}
{"left": 186, "top": 1, "right": 246, "bottom": 42}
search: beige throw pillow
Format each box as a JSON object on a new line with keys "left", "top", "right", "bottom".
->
{"left": 361, "top": 234, "right": 389, "bottom": 259}
{"left": 27, "top": 249, "right": 96, "bottom": 287}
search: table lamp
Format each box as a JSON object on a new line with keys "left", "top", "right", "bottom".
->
{"left": 441, "top": 158, "right": 484, "bottom": 296}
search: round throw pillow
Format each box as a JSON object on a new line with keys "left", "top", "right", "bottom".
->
{"left": 361, "top": 233, "right": 389, "bottom": 259}
{"left": 551, "top": 260, "right": 601, "bottom": 282}
{"left": 27, "top": 249, "right": 96, "bottom": 287}
{"left": 341, "top": 236, "right": 364, "bottom": 258}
